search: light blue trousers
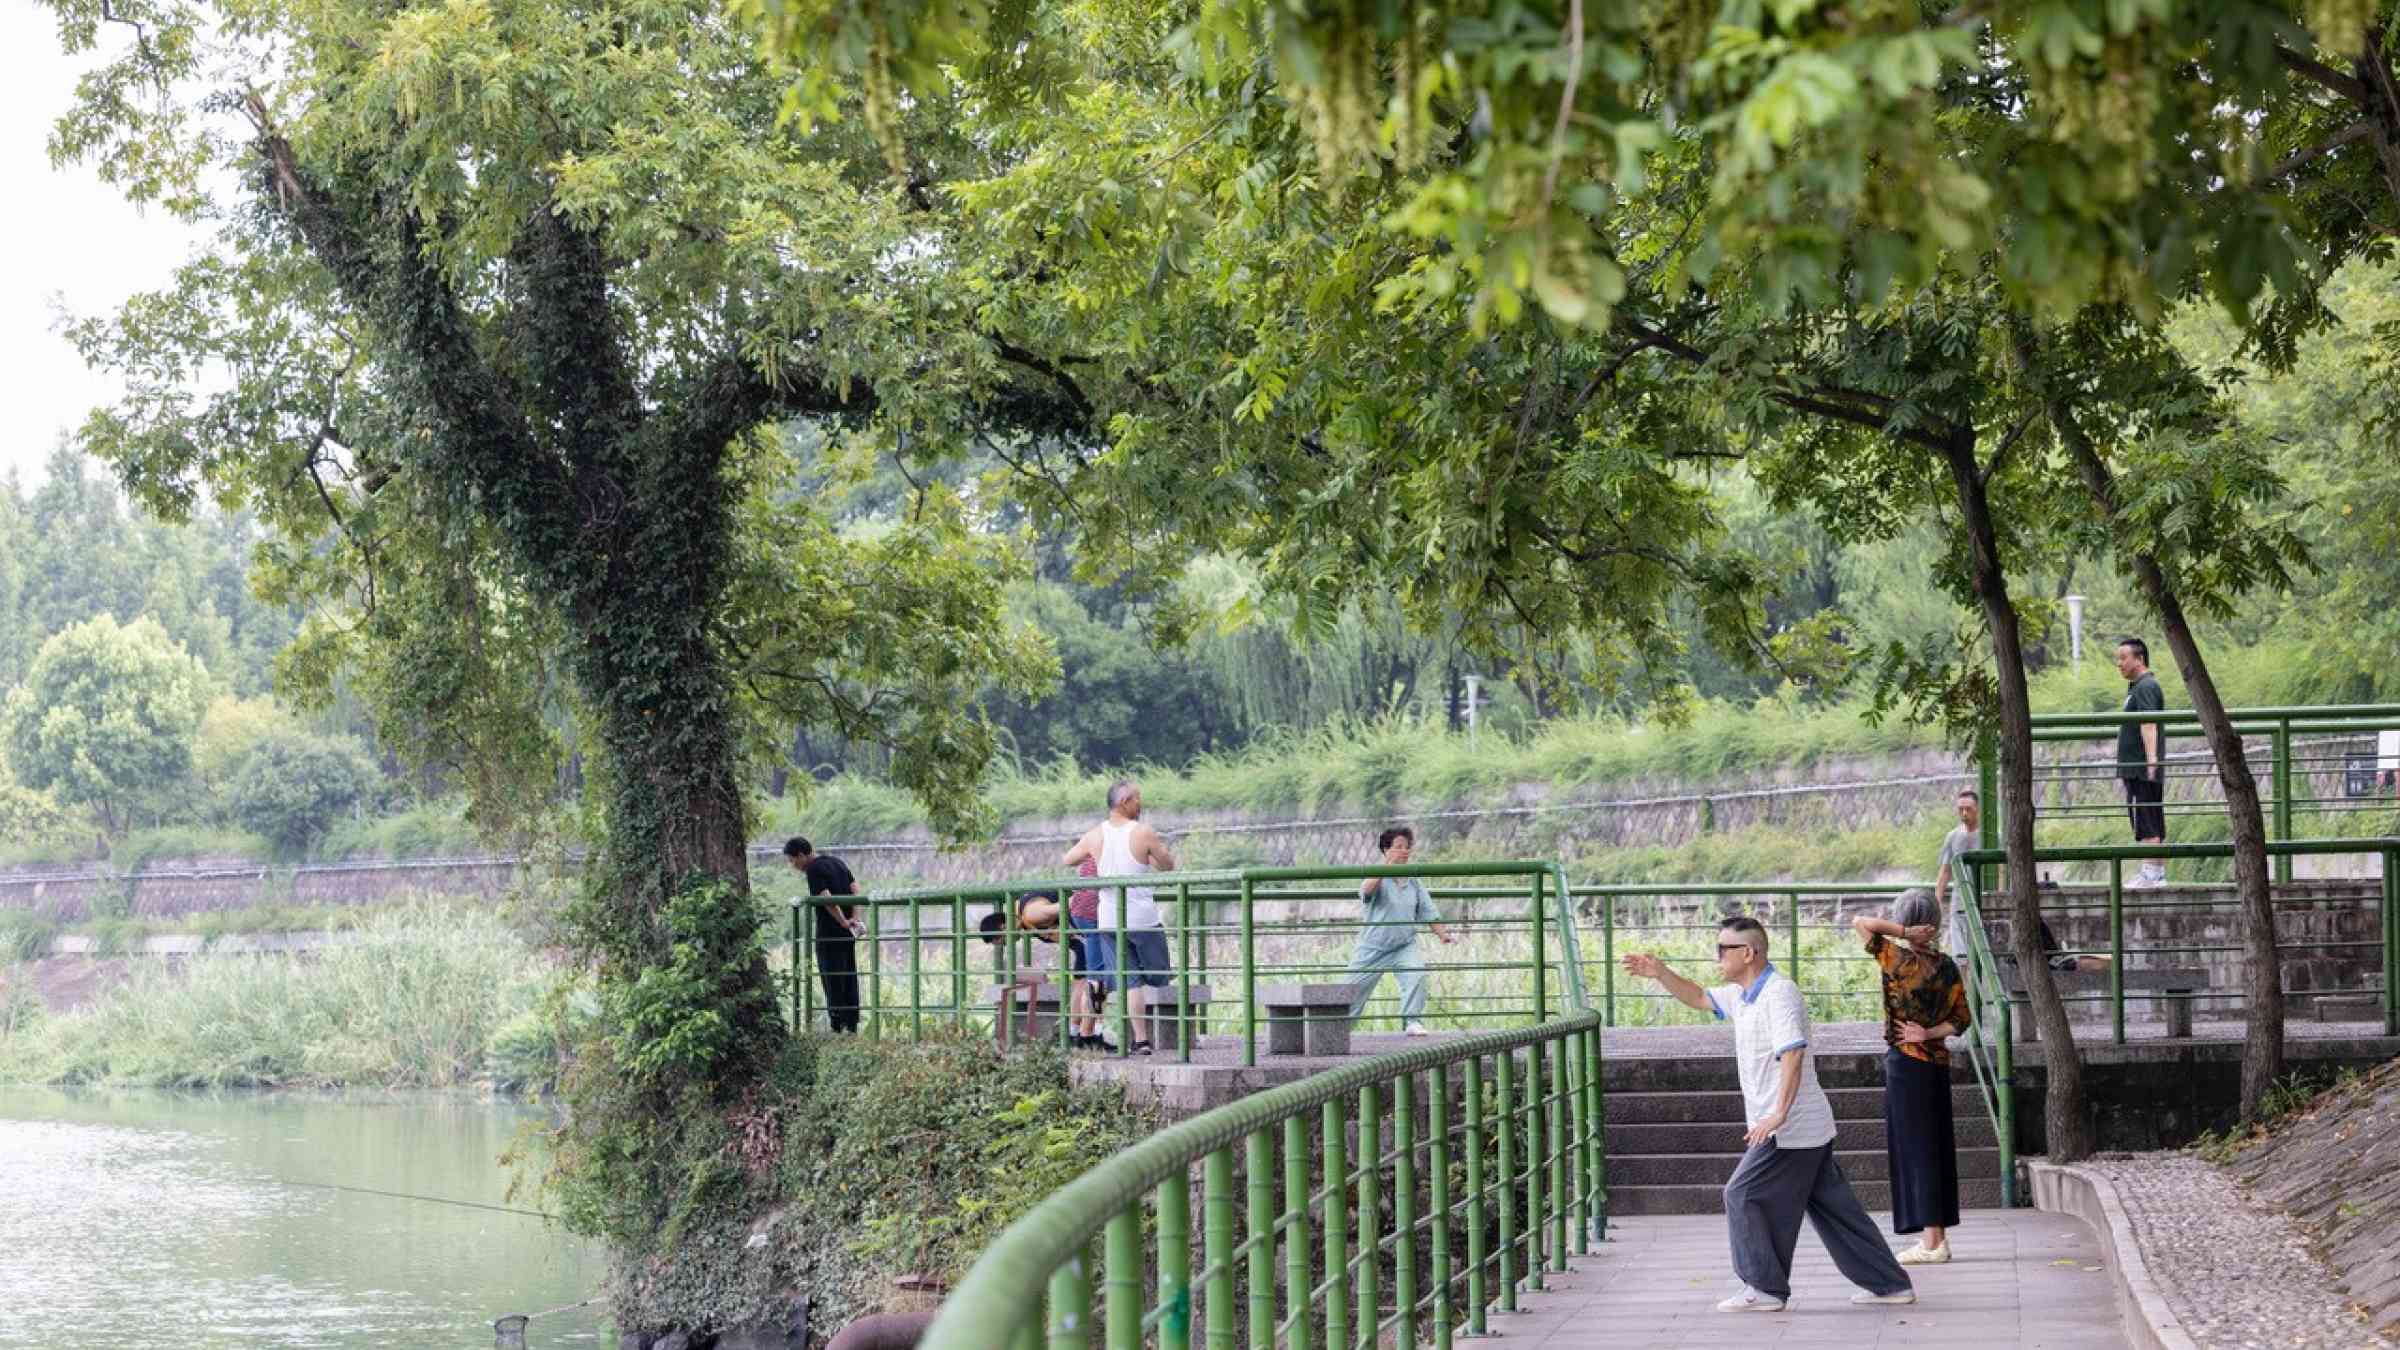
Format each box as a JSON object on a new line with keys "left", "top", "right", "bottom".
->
{"left": 1347, "top": 941, "right": 1429, "bottom": 1022}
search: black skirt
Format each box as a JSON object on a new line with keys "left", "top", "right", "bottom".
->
{"left": 1882, "top": 1047, "right": 1961, "bottom": 1235}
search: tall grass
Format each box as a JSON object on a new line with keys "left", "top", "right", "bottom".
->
{"left": 0, "top": 903, "right": 553, "bottom": 1088}
{"left": 775, "top": 633, "right": 2396, "bottom": 842}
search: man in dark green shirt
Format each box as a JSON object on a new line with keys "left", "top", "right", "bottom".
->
{"left": 2115, "top": 637, "right": 2167, "bottom": 888}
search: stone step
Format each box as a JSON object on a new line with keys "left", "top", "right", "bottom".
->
{"left": 1605, "top": 1175, "right": 2009, "bottom": 1217}
{"left": 1605, "top": 1053, "right": 1980, "bottom": 1093}
{"left": 1604, "top": 1085, "right": 1989, "bottom": 1125}
{"left": 1606, "top": 1146, "right": 2002, "bottom": 1188}
{"left": 1608, "top": 1114, "right": 1999, "bottom": 1155}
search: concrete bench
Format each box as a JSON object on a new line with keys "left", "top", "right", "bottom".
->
{"left": 985, "top": 978, "right": 1063, "bottom": 1048}
{"left": 1142, "top": 984, "right": 1215, "bottom": 1053}
{"left": 1256, "top": 982, "right": 1357, "bottom": 1057}
{"left": 1995, "top": 963, "right": 2208, "bottom": 1039}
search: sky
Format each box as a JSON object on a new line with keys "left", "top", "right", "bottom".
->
{"left": 0, "top": 5, "right": 201, "bottom": 489}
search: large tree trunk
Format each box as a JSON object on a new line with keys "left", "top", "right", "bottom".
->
{"left": 2051, "top": 418, "right": 2285, "bottom": 1116}
{"left": 1941, "top": 431, "right": 2094, "bottom": 1161}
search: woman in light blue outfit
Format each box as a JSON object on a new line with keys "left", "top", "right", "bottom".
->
{"left": 1348, "top": 826, "right": 1455, "bottom": 1035}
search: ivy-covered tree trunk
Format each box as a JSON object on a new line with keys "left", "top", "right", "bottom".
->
{"left": 1941, "top": 430, "right": 2094, "bottom": 1162}
{"left": 2050, "top": 418, "right": 2285, "bottom": 1117}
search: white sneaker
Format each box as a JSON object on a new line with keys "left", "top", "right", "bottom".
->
{"left": 1897, "top": 1241, "right": 1951, "bottom": 1265}
{"left": 1851, "top": 1288, "right": 1916, "bottom": 1305}
{"left": 2127, "top": 869, "right": 2166, "bottom": 889}
{"left": 1716, "top": 1287, "right": 1786, "bottom": 1313}
{"left": 1405, "top": 1022, "right": 1432, "bottom": 1037}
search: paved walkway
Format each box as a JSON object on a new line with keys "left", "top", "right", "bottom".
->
{"left": 1484, "top": 1209, "right": 2124, "bottom": 1347}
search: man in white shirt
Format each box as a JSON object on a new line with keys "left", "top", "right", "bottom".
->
{"left": 1062, "top": 780, "right": 1178, "bottom": 1055}
{"left": 1622, "top": 916, "right": 1915, "bottom": 1313}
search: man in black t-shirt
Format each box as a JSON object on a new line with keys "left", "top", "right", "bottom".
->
{"left": 786, "top": 836, "right": 864, "bottom": 1032}
{"left": 2115, "top": 637, "right": 2168, "bottom": 888}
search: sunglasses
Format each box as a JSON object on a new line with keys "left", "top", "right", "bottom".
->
{"left": 1715, "top": 942, "right": 1755, "bottom": 956}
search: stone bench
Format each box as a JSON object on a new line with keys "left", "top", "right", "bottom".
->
{"left": 985, "top": 977, "right": 1063, "bottom": 1048}
{"left": 1255, "top": 982, "right": 1358, "bottom": 1057}
{"left": 1142, "top": 983, "right": 1215, "bottom": 1053}
{"left": 1994, "top": 963, "right": 2208, "bottom": 1039}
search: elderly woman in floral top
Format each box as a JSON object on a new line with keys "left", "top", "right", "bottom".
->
{"left": 1852, "top": 886, "right": 1973, "bottom": 1265}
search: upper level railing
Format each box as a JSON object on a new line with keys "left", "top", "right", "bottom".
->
{"left": 1950, "top": 834, "right": 2400, "bottom": 1208}
{"left": 789, "top": 860, "right": 1589, "bottom": 1064}
{"left": 1979, "top": 703, "right": 2400, "bottom": 881}
{"left": 916, "top": 1011, "right": 1606, "bottom": 1350}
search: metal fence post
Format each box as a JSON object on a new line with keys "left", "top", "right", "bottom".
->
{"left": 1549, "top": 1033, "right": 1569, "bottom": 1271}
{"left": 1785, "top": 892, "right": 1801, "bottom": 1013}
{"left": 1178, "top": 881, "right": 1195, "bottom": 1062}
{"left": 1586, "top": 1022, "right": 1608, "bottom": 1245}
{"left": 1465, "top": 1054, "right": 1489, "bottom": 1334}
{"left": 1106, "top": 1208, "right": 1141, "bottom": 1350}
{"left": 1284, "top": 1114, "right": 1314, "bottom": 1350}
{"left": 2385, "top": 849, "right": 2397, "bottom": 1038}
{"left": 1532, "top": 871, "right": 1548, "bottom": 1024}
{"left": 1523, "top": 1042, "right": 1546, "bottom": 1292}
{"left": 1602, "top": 891, "right": 1616, "bottom": 1026}
{"left": 2109, "top": 859, "right": 2126, "bottom": 1044}
{"left": 1495, "top": 1049, "right": 1517, "bottom": 1312}
{"left": 1356, "top": 1083, "right": 1380, "bottom": 1343}
{"left": 1158, "top": 1172, "right": 1192, "bottom": 1350}
{"left": 867, "top": 902, "right": 882, "bottom": 1040}
{"left": 1394, "top": 1072, "right": 1418, "bottom": 1349}
{"left": 1046, "top": 1245, "right": 1090, "bottom": 1350}
{"left": 1205, "top": 1147, "right": 1234, "bottom": 1350}
{"left": 1323, "top": 1096, "right": 1351, "bottom": 1350}
{"left": 1430, "top": 1060, "right": 1454, "bottom": 1350}
{"left": 1242, "top": 876, "right": 1259, "bottom": 1068}
{"left": 951, "top": 894, "right": 966, "bottom": 1028}
{"left": 1247, "top": 1128, "right": 1275, "bottom": 1349}
{"left": 2274, "top": 722, "right": 2294, "bottom": 882}
{"left": 789, "top": 906, "right": 804, "bottom": 1029}
{"left": 910, "top": 897, "right": 923, "bottom": 1042}
{"left": 1114, "top": 888, "right": 1132, "bottom": 1057}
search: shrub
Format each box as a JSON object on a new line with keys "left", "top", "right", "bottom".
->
{"left": 229, "top": 728, "right": 379, "bottom": 856}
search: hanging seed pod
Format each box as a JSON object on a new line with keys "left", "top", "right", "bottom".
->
{"left": 1395, "top": 8, "right": 1423, "bottom": 170}
{"left": 2303, "top": 0, "right": 2374, "bottom": 59}
{"left": 859, "top": 0, "right": 910, "bottom": 181}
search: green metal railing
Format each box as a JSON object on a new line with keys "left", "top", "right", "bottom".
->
{"left": 1951, "top": 834, "right": 2400, "bottom": 1206}
{"left": 918, "top": 1011, "right": 1606, "bottom": 1350}
{"left": 788, "top": 861, "right": 1589, "bottom": 1066}
{"left": 1567, "top": 882, "right": 1934, "bottom": 1028}
{"left": 1980, "top": 703, "right": 2400, "bottom": 882}
{"left": 1956, "top": 836, "right": 2399, "bottom": 1037}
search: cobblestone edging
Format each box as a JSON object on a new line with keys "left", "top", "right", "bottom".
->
{"left": 2031, "top": 1154, "right": 2387, "bottom": 1348}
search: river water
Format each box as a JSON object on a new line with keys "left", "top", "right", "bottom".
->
{"left": 0, "top": 1087, "right": 609, "bottom": 1348}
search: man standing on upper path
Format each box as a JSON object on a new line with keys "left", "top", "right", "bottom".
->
{"left": 2117, "top": 637, "right": 2169, "bottom": 888}
{"left": 1933, "top": 788, "right": 1982, "bottom": 955}
{"left": 1063, "top": 780, "right": 1177, "bottom": 1056}
{"left": 786, "top": 837, "right": 865, "bottom": 1034}
{"left": 1621, "top": 917, "right": 1916, "bottom": 1314}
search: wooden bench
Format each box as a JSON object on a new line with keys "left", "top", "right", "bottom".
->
{"left": 1255, "top": 982, "right": 1358, "bottom": 1056}
{"left": 1142, "top": 984, "right": 1215, "bottom": 1054}
{"left": 985, "top": 977, "right": 1063, "bottom": 1048}
{"left": 1993, "top": 963, "right": 2208, "bottom": 1039}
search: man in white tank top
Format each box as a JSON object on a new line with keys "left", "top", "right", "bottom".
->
{"left": 1062, "top": 780, "right": 1178, "bottom": 1054}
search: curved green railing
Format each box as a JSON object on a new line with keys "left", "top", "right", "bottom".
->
{"left": 919, "top": 1011, "right": 1606, "bottom": 1350}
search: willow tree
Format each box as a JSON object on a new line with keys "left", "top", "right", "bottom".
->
{"left": 39, "top": 0, "right": 1057, "bottom": 1252}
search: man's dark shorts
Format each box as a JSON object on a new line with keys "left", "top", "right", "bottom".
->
{"left": 1091, "top": 928, "right": 1173, "bottom": 991}
{"left": 2124, "top": 775, "right": 2165, "bottom": 840}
